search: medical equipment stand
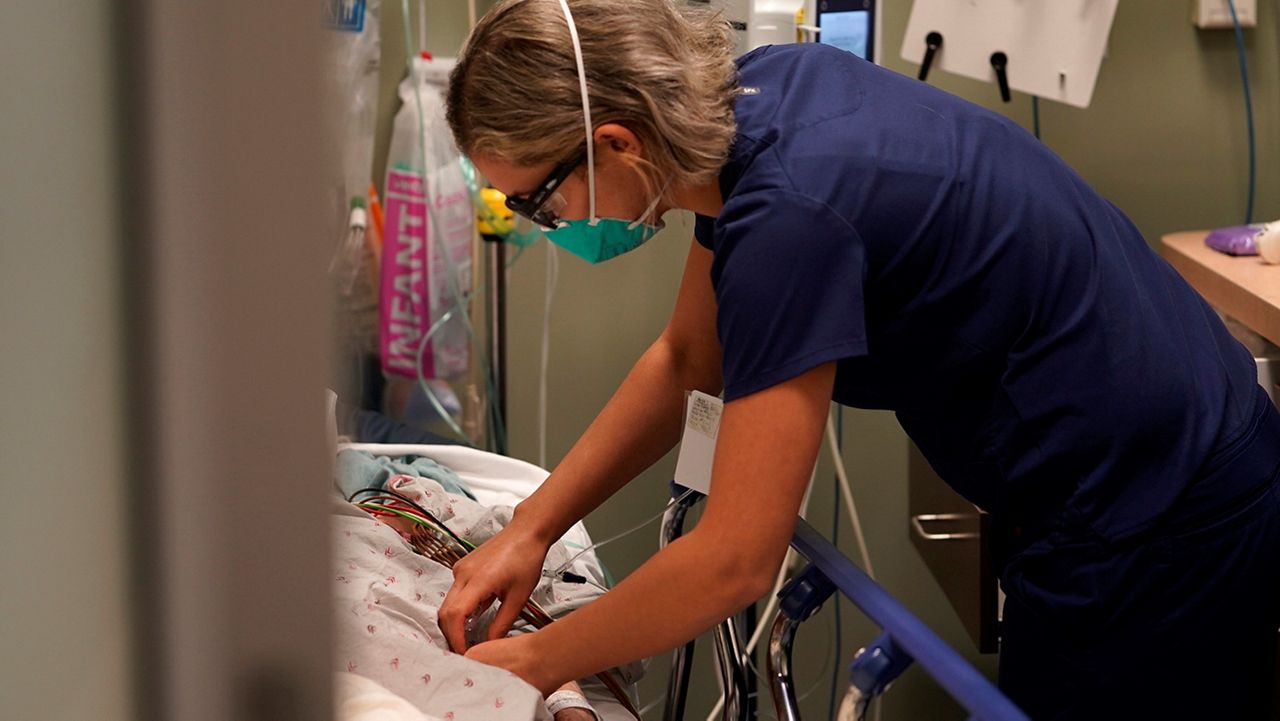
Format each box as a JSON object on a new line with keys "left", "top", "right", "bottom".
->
{"left": 661, "top": 488, "right": 752, "bottom": 721}
{"left": 660, "top": 483, "right": 1030, "bottom": 721}
{"left": 481, "top": 231, "right": 508, "bottom": 454}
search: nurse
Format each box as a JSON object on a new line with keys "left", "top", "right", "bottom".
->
{"left": 439, "top": 0, "right": 1280, "bottom": 717}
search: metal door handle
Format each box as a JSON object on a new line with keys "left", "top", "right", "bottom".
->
{"left": 911, "top": 513, "right": 980, "bottom": 541}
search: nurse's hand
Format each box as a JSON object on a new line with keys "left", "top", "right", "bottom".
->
{"left": 439, "top": 523, "right": 552, "bottom": 653}
{"left": 464, "top": 633, "right": 559, "bottom": 696}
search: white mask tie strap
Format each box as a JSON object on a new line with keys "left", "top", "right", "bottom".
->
{"left": 556, "top": 0, "right": 596, "bottom": 224}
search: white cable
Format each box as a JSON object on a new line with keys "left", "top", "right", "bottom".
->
{"left": 827, "top": 412, "right": 874, "bottom": 579}
{"left": 553, "top": 488, "right": 697, "bottom": 577}
{"left": 830, "top": 410, "right": 881, "bottom": 721}
{"left": 538, "top": 244, "right": 559, "bottom": 469}
{"left": 417, "top": 0, "right": 427, "bottom": 56}
{"left": 555, "top": 0, "right": 596, "bottom": 221}
{"left": 466, "top": 0, "right": 477, "bottom": 28}
{"left": 705, "top": 465, "right": 818, "bottom": 721}
{"left": 637, "top": 694, "right": 665, "bottom": 719}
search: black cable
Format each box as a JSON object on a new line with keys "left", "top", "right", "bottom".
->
{"left": 1032, "top": 95, "right": 1041, "bottom": 140}
{"left": 1226, "top": 0, "right": 1256, "bottom": 223}
{"left": 347, "top": 486, "right": 470, "bottom": 546}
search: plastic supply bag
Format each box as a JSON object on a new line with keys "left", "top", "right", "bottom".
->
{"left": 330, "top": 198, "right": 380, "bottom": 353}
{"left": 324, "top": 0, "right": 381, "bottom": 232}
{"left": 380, "top": 55, "right": 473, "bottom": 383}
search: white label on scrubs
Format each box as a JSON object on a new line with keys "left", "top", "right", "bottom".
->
{"left": 688, "top": 393, "right": 722, "bottom": 440}
{"left": 673, "top": 391, "right": 725, "bottom": 496}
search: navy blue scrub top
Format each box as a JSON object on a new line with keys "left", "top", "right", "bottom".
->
{"left": 694, "top": 44, "right": 1266, "bottom": 541}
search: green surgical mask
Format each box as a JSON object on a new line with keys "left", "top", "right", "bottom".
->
{"left": 548, "top": 0, "right": 665, "bottom": 264}
{"left": 543, "top": 192, "right": 665, "bottom": 264}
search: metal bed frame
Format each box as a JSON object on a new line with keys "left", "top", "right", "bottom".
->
{"left": 659, "top": 483, "right": 1030, "bottom": 721}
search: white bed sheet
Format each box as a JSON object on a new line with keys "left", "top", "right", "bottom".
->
{"left": 338, "top": 443, "right": 599, "bottom": 566}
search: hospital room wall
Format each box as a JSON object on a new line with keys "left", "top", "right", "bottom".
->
{"left": 880, "top": 0, "right": 1280, "bottom": 237}
{"left": 0, "top": 3, "right": 134, "bottom": 720}
{"left": 378, "top": 2, "right": 1280, "bottom": 719}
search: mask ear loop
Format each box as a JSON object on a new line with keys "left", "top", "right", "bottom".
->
{"left": 556, "top": 0, "right": 598, "bottom": 226}
{"left": 627, "top": 182, "right": 670, "bottom": 231}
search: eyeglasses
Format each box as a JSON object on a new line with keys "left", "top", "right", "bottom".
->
{"left": 503, "top": 146, "right": 587, "bottom": 231}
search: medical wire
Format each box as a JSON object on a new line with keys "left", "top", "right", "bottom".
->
{"left": 636, "top": 695, "right": 665, "bottom": 719}
{"left": 699, "top": 606, "right": 833, "bottom": 721}
{"left": 415, "top": 308, "right": 468, "bottom": 440}
{"left": 1031, "top": 96, "right": 1041, "bottom": 141}
{"left": 1227, "top": 0, "right": 1256, "bottom": 224}
{"left": 558, "top": 0, "right": 597, "bottom": 220}
{"left": 827, "top": 410, "right": 882, "bottom": 721}
{"left": 539, "top": 244, "right": 560, "bottom": 469}
{"left": 827, "top": 413, "right": 875, "bottom": 579}
{"left": 507, "top": 243, "right": 527, "bottom": 269}
{"left": 356, "top": 494, "right": 612, "bottom": 589}
{"left": 349, "top": 486, "right": 475, "bottom": 548}
{"left": 551, "top": 487, "right": 698, "bottom": 577}
{"left": 358, "top": 501, "right": 431, "bottom": 526}
{"left": 412, "top": 245, "right": 530, "bottom": 449}
{"left": 353, "top": 487, "right": 642, "bottom": 718}
{"left": 744, "top": 610, "right": 837, "bottom": 702}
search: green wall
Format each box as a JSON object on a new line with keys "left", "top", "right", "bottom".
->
{"left": 1, "top": 3, "right": 134, "bottom": 720}
{"left": 371, "top": 1, "right": 1278, "bottom": 718}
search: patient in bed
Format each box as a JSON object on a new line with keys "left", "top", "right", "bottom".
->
{"left": 332, "top": 468, "right": 637, "bottom": 721}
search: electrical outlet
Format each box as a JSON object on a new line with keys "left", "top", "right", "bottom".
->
{"left": 1192, "top": 0, "right": 1257, "bottom": 29}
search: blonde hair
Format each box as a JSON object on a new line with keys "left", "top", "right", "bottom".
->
{"left": 446, "top": 0, "right": 738, "bottom": 193}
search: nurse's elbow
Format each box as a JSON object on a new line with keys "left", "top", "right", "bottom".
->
{"left": 656, "top": 333, "right": 722, "bottom": 395}
{"left": 707, "top": 543, "right": 780, "bottom": 608}
{"left": 738, "top": 566, "right": 779, "bottom": 606}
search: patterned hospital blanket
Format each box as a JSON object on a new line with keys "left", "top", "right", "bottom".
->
{"left": 332, "top": 473, "right": 641, "bottom": 721}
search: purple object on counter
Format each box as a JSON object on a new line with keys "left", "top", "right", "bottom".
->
{"left": 1205, "top": 224, "right": 1265, "bottom": 256}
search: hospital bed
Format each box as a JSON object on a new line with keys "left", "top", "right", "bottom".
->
{"left": 336, "top": 401, "right": 1027, "bottom": 720}
{"left": 660, "top": 483, "right": 1030, "bottom": 721}
{"left": 336, "top": 440, "right": 641, "bottom": 721}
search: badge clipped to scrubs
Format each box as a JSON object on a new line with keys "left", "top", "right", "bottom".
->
{"left": 673, "top": 390, "right": 725, "bottom": 496}
{"left": 544, "top": 0, "right": 666, "bottom": 264}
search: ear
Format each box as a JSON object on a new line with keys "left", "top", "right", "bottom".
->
{"left": 593, "top": 123, "right": 643, "bottom": 158}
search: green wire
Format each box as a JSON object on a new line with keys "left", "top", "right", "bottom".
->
{"left": 358, "top": 501, "right": 479, "bottom": 550}
{"left": 357, "top": 501, "right": 430, "bottom": 526}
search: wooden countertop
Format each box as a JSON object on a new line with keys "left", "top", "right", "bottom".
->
{"left": 1160, "top": 230, "right": 1280, "bottom": 347}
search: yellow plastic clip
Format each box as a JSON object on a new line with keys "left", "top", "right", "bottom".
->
{"left": 476, "top": 187, "right": 514, "bottom": 236}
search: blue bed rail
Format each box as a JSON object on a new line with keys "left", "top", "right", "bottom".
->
{"left": 787, "top": 517, "right": 1029, "bottom": 721}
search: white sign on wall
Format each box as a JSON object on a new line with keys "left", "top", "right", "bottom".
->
{"left": 901, "top": 0, "right": 1119, "bottom": 109}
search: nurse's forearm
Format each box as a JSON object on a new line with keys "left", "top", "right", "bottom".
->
{"left": 527, "top": 525, "right": 766, "bottom": 690}
{"left": 521, "top": 363, "right": 833, "bottom": 693}
{"left": 511, "top": 336, "right": 719, "bottom": 544}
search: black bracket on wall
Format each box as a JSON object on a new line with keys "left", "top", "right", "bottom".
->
{"left": 918, "top": 31, "right": 943, "bottom": 81}
{"left": 990, "top": 51, "right": 1011, "bottom": 102}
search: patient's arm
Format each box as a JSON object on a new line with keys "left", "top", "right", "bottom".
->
{"left": 548, "top": 680, "right": 600, "bottom": 721}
